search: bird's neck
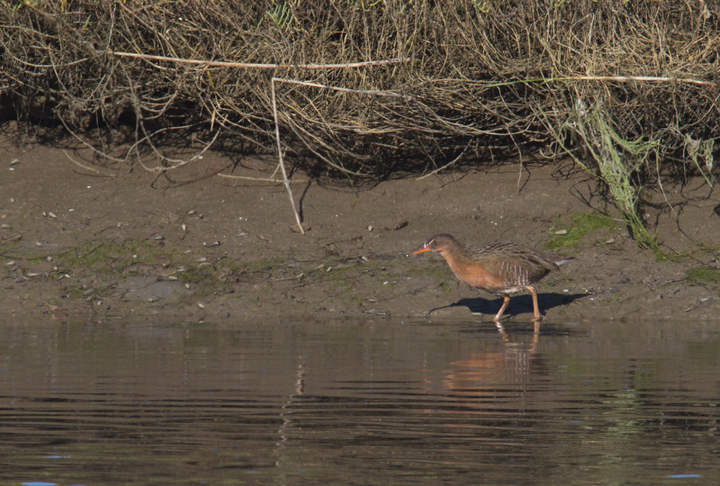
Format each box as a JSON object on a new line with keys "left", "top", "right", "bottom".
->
{"left": 440, "top": 243, "right": 467, "bottom": 259}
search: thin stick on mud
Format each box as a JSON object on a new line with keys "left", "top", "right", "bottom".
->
{"left": 217, "top": 173, "right": 307, "bottom": 183}
{"left": 63, "top": 150, "right": 118, "bottom": 177}
{"left": 1, "top": 235, "right": 22, "bottom": 243}
{"left": 271, "top": 78, "right": 304, "bottom": 234}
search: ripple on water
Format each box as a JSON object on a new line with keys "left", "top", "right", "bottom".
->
{"left": 0, "top": 318, "right": 718, "bottom": 484}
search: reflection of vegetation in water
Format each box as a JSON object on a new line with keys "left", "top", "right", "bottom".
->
{"left": 545, "top": 212, "right": 617, "bottom": 250}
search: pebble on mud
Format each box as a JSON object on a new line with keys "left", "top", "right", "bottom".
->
{"left": 386, "top": 219, "right": 409, "bottom": 231}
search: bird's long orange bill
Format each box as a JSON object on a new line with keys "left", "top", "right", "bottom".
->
{"left": 406, "top": 244, "right": 431, "bottom": 257}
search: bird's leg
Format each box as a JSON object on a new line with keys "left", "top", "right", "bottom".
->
{"left": 494, "top": 294, "right": 511, "bottom": 322}
{"left": 525, "top": 285, "right": 546, "bottom": 322}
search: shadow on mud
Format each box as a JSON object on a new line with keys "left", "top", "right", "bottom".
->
{"left": 431, "top": 292, "right": 590, "bottom": 321}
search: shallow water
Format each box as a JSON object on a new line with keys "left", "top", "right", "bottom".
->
{"left": 0, "top": 316, "right": 718, "bottom": 485}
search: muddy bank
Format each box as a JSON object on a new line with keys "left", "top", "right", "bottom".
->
{"left": 2, "top": 132, "right": 720, "bottom": 324}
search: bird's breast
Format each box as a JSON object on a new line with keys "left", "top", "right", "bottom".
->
{"left": 445, "top": 256, "right": 505, "bottom": 292}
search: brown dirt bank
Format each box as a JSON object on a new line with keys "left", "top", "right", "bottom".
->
{"left": 2, "top": 130, "right": 720, "bottom": 325}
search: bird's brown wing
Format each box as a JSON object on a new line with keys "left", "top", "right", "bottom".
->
{"left": 467, "top": 242, "right": 560, "bottom": 286}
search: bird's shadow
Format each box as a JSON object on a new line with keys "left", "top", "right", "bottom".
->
{"left": 431, "top": 292, "right": 589, "bottom": 319}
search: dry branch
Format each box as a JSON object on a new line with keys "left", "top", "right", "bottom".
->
{"left": 110, "top": 51, "right": 408, "bottom": 70}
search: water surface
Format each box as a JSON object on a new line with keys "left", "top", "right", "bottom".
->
{"left": 1, "top": 316, "right": 718, "bottom": 485}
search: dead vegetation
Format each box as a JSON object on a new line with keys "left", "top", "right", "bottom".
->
{"left": 1, "top": 0, "right": 718, "bottom": 249}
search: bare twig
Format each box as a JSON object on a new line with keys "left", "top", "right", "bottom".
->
{"left": 1, "top": 234, "right": 22, "bottom": 244}
{"left": 271, "top": 78, "right": 304, "bottom": 234}
{"left": 556, "top": 74, "right": 716, "bottom": 88}
{"left": 217, "top": 173, "right": 307, "bottom": 183}
{"left": 110, "top": 51, "right": 408, "bottom": 70}
{"left": 63, "top": 150, "right": 118, "bottom": 176}
{"left": 416, "top": 142, "right": 471, "bottom": 180}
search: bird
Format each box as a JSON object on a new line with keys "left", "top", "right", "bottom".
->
{"left": 406, "top": 234, "right": 572, "bottom": 322}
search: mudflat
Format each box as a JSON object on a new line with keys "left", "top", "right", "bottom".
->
{"left": 2, "top": 129, "right": 719, "bottom": 324}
